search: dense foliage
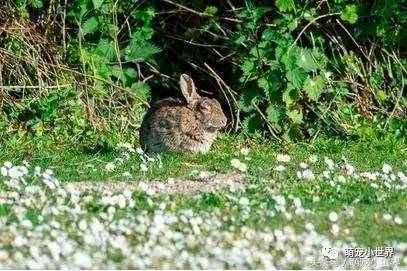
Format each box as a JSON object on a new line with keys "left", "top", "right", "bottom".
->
{"left": 0, "top": 0, "right": 406, "bottom": 143}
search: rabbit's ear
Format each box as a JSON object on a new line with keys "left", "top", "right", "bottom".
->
{"left": 180, "top": 74, "right": 200, "bottom": 105}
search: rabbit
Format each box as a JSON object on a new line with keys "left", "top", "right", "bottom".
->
{"left": 139, "top": 74, "right": 227, "bottom": 154}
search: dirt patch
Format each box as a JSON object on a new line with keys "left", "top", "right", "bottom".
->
{"left": 66, "top": 172, "right": 246, "bottom": 195}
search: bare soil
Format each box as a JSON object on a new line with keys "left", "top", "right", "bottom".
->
{"left": 65, "top": 172, "right": 246, "bottom": 195}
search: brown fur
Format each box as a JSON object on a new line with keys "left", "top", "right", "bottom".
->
{"left": 139, "top": 74, "right": 227, "bottom": 154}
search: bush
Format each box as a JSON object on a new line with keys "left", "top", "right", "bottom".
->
{"left": 0, "top": 0, "right": 405, "bottom": 142}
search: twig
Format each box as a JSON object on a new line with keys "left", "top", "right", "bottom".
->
{"left": 384, "top": 75, "right": 406, "bottom": 129}
{"left": 162, "top": 0, "right": 241, "bottom": 23}
{"left": 288, "top": 13, "right": 340, "bottom": 52}
{"left": 204, "top": 62, "right": 240, "bottom": 132}
{"left": 161, "top": 0, "right": 275, "bottom": 26}
{"left": 335, "top": 19, "right": 371, "bottom": 63}
{"left": 0, "top": 48, "right": 149, "bottom": 106}
{"left": 161, "top": 32, "right": 226, "bottom": 48}
{"left": 252, "top": 102, "right": 281, "bottom": 142}
{"left": 0, "top": 84, "right": 71, "bottom": 90}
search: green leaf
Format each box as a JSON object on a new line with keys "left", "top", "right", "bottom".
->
{"left": 242, "top": 113, "right": 263, "bottom": 134}
{"left": 123, "top": 68, "right": 138, "bottom": 85}
{"left": 241, "top": 59, "right": 255, "bottom": 77}
{"left": 95, "top": 39, "right": 116, "bottom": 61}
{"left": 130, "top": 82, "right": 151, "bottom": 100}
{"left": 238, "top": 89, "right": 262, "bottom": 112}
{"left": 275, "top": 0, "right": 294, "bottom": 12}
{"left": 282, "top": 87, "right": 300, "bottom": 106}
{"left": 205, "top": 6, "right": 218, "bottom": 15}
{"left": 92, "top": 0, "right": 104, "bottom": 9}
{"left": 124, "top": 42, "right": 161, "bottom": 62}
{"left": 257, "top": 72, "right": 283, "bottom": 101}
{"left": 375, "top": 90, "right": 387, "bottom": 103}
{"left": 230, "top": 33, "right": 247, "bottom": 44}
{"left": 287, "top": 110, "right": 303, "bottom": 124}
{"left": 130, "top": 27, "right": 155, "bottom": 42}
{"left": 266, "top": 105, "right": 284, "bottom": 131}
{"left": 94, "top": 62, "right": 110, "bottom": 80}
{"left": 341, "top": 4, "right": 358, "bottom": 24}
{"left": 286, "top": 68, "right": 307, "bottom": 89}
{"left": 303, "top": 75, "right": 325, "bottom": 101}
{"left": 29, "top": 0, "right": 43, "bottom": 8}
{"left": 81, "top": 17, "right": 99, "bottom": 35}
{"left": 296, "top": 49, "right": 318, "bottom": 72}
{"left": 110, "top": 65, "right": 124, "bottom": 82}
{"left": 131, "top": 7, "right": 155, "bottom": 24}
{"left": 283, "top": 125, "right": 303, "bottom": 141}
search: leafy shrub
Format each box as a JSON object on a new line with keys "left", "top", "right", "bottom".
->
{"left": 0, "top": 0, "right": 405, "bottom": 142}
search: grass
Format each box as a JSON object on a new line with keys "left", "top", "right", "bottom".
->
{"left": 1, "top": 134, "right": 405, "bottom": 181}
{"left": 0, "top": 134, "right": 406, "bottom": 268}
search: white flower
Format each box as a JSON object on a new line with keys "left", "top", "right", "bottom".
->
{"left": 117, "top": 142, "right": 136, "bottom": 153}
{"left": 122, "top": 171, "right": 132, "bottom": 178}
{"left": 240, "top": 148, "right": 250, "bottom": 156}
{"left": 274, "top": 165, "right": 286, "bottom": 172}
{"left": 47, "top": 241, "right": 61, "bottom": 261}
{"left": 73, "top": 251, "right": 93, "bottom": 269}
{"left": 398, "top": 174, "right": 407, "bottom": 184}
{"left": 308, "top": 155, "right": 317, "bottom": 163}
{"left": 324, "top": 157, "right": 335, "bottom": 170}
{"left": 276, "top": 154, "right": 290, "bottom": 163}
{"left": 3, "top": 161, "right": 12, "bottom": 168}
{"left": 343, "top": 163, "right": 355, "bottom": 175}
{"left": 21, "top": 219, "right": 33, "bottom": 229}
{"left": 238, "top": 162, "right": 247, "bottom": 172}
{"left": 140, "top": 163, "right": 148, "bottom": 172}
{"left": 139, "top": 182, "right": 149, "bottom": 192}
{"left": 105, "top": 162, "right": 115, "bottom": 172}
{"left": 394, "top": 216, "right": 403, "bottom": 225}
{"left": 299, "top": 162, "right": 308, "bottom": 169}
{"left": 239, "top": 197, "right": 250, "bottom": 206}
{"left": 117, "top": 194, "right": 126, "bottom": 208}
{"left": 337, "top": 175, "right": 346, "bottom": 183}
{"left": 322, "top": 170, "right": 330, "bottom": 179}
{"left": 123, "top": 189, "right": 132, "bottom": 199}
{"left": 273, "top": 195, "right": 286, "bottom": 206}
{"left": 329, "top": 211, "right": 338, "bottom": 222}
{"left": 8, "top": 167, "right": 24, "bottom": 179}
{"left": 0, "top": 167, "right": 7, "bottom": 176}
{"left": 383, "top": 214, "right": 392, "bottom": 221}
{"left": 382, "top": 164, "right": 392, "bottom": 174}
{"left": 12, "top": 235, "right": 26, "bottom": 247}
{"left": 305, "top": 223, "right": 314, "bottom": 231}
{"left": 34, "top": 166, "right": 41, "bottom": 177}
{"left": 0, "top": 250, "right": 9, "bottom": 261}
{"left": 231, "top": 159, "right": 241, "bottom": 168}
{"left": 78, "top": 220, "right": 87, "bottom": 231}
{"left": 108, "top": 206, "right": 116, "bottom": 215}
{"left": 331, "top": 224, "right": 340, "bottom": 236}
{"left": 19, "top": 166, "right": 28, "bottom": 175}
{"left": 302, "top": 169, "right": 315, "bottom": 180}
{"left": 293, "top": 198, "right": 301, "bottom": 208}
{"left": 115, "top": 158, "right": 124, "bottom": 164}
